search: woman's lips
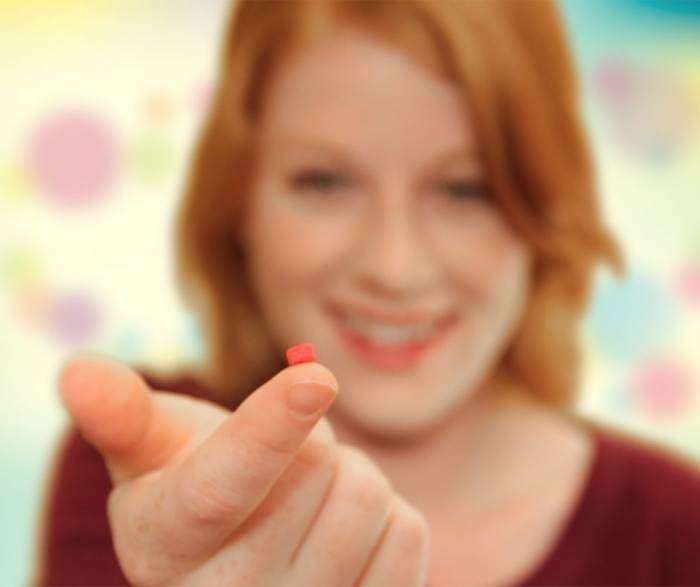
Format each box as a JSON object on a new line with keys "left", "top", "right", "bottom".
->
{"left": 330, "top": 311, "right": 460, "bottom": 371}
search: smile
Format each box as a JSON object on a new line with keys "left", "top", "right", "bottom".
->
{"left": 327, "top": 303, "right": 460, "bottom": 370}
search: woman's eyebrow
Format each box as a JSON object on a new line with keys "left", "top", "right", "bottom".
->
{"left": 433, "top": 146, "right": 479, "bottom": 165}
{"left": 276, "top": 134, "right": 479, "bottom": 170}
{"left": 276, "top": 136, "right": 358, "bottom": 163}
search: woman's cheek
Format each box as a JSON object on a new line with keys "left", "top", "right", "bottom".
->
{"left": 257, "top": 202, "right": 355, "bottom": 285}
{"left": 476, "top": 233, "right": 520, "bottom": 292}
{"left": 434, "top": 222, "right": 525, "bottom": 305}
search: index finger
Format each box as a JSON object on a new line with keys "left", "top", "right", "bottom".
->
{"left": 155, "top": 361, "right": 339, "bottom": 560}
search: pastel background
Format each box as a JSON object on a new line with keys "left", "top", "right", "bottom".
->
{"left": 1, "top": 1, "right": 699, "bottom": 585}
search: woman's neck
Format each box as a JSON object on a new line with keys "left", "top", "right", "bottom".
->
{"left": 324, "top": 374, "right": 561, "bottom": 520}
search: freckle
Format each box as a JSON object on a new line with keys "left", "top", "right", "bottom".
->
{"left": 285, "top": 342, "right": 316, "bottom": 366}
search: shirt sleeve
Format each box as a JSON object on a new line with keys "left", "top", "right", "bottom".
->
{"left": 31, "top": 425, "right": 130, "bottom": 587}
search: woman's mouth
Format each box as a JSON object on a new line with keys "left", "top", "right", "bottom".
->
{"left": 327, "top": 304, "right": 460, "bottom": 371}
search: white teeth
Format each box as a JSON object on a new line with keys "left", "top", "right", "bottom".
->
{"left": 340, "top": 314, "right": 440, "bottom": 345}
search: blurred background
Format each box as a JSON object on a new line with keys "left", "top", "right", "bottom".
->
{"left": 1, "top": 0, "right": 699, "bottom": 584}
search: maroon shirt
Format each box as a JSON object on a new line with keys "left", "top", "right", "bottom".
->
{"left": 32, "top": 370, "right": 700, "bottom": 586}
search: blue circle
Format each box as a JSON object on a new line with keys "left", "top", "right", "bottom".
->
{"left": 585, "top": 272, "right": 675, "bottom": 362}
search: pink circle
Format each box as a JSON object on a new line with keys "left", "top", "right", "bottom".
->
{"left": 630, "top": 358, "right": 694, "bottom": 419}
{"left": 594, "top": 61, "right": 633, "bottom": 108}
{"left": 676, "top": 263, "right": 700, "bottom": 305}
{"left": 48, "top": 290, "right": 102, "bottom": 345}
{"left": 26, "top": 108, "right": 120, "bottom": 207}
{"left": 191, "top": 80, "right": 213, "bottom": 118}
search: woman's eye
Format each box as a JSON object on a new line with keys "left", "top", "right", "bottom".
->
{"left": 441, "top": 180, "right": 490, "bottom": 200}
{"left": 289, "top": 170, "right": 349, "bottom": 193}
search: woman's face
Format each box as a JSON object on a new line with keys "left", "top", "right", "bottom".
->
{"left": 243, "top": 27, "right": 533, "bottom": 440}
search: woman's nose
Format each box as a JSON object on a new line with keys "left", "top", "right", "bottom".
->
{"left": 352, "top": 186, "right": 438, "bottom": 296}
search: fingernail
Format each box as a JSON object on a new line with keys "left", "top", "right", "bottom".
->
{"left": 288, "top": 380, "right": 337, "bottom": 419}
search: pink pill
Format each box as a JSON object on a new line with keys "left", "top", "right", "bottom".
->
{"left": 286, "top": 343, "right": 316, "bottom": 366}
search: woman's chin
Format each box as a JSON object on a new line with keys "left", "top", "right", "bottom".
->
{"left": 327, "top": 394, "right": 451, "bottom": 444}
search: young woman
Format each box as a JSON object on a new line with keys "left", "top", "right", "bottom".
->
{"left": 32, "top": 1, "right": 700, "bottom": 586}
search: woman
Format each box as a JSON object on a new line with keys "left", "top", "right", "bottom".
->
{"left": 32, "top": 1, "right": 700, "bottom": 586}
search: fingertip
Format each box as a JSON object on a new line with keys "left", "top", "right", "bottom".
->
{"left": 57, "top": 353, "right": 122, "bottom": 407}
{"left": 56, "top": 353, "right": 89, "bottom": 409}
{"left": 55, "top": 353, "right": 153, "bottom": 455}
{"left": 283, "top": 361, "right": 339, "bottom": 393}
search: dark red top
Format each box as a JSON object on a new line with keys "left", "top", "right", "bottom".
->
{"left": 32, "top": 369, "right": 700, "bottom": 586}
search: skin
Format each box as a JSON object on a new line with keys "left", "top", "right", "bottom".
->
{"left": 55, "top": 24, "right": 594, "bottom": 587}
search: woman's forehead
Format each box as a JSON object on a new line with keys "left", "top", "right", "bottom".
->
{"left": 260, "top": 133, "right": 480, "bottom": 171}
{"left": 261, "top": 27, "right": 470, "bottom": 121}
{"left": 256, "top": 49, "right": 476, "bottom": 169}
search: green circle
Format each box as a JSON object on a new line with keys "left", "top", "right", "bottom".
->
{"left": 129, "top": 131, "right": 176, "bottom": 185}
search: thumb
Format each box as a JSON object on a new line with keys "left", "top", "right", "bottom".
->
{"left": 57, "top": 352, "right": 194, "bottom": 485}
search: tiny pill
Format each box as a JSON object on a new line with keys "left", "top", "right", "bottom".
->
{"left": 286, "top": 343, "right": 317, "bottom": 366}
